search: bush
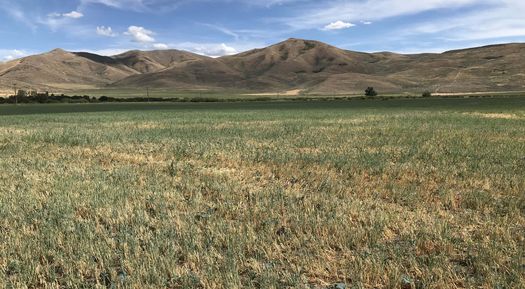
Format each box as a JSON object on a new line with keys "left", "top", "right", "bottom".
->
{"left": 422, "top": 91, "right": 432, "bottom": 98}
{"left": 17, "top": 90, "right": 28, "bottom": 97}
{"left": 365, "top": 87, "right": 377, "bottom": 97}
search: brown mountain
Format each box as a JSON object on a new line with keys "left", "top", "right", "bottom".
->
{"left": 2, "top": 39, "right": 525, "bottom": 94}
{"left": 112, "top": 57, "right": 247, "bottom": 89}
{"left": 379, "top": 43, "right": 525, "bottom": 93}
{"left": 111, "top": 50, "right": 207, "bottom": 74}
{"left": 220, "top": 38, "right": 377, "bottom": 87}
{"left": 0, "top": 49, "right": 134, "bottom": 91}
{"left": 113, "top": 39, "right": 387, "bottom": 91}
{"left": 110, "top": 39, "right": 525, "bottom": 94}
{"left": 0, "top": 48, "right": 206, "bottom": 92}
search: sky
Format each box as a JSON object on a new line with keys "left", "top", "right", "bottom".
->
{"left": 0, "top": 0, "right": 524, "bottom": 61}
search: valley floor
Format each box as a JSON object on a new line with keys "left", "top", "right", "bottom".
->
{"left": 0, "top": 98, "right": 524, "bottom": 288}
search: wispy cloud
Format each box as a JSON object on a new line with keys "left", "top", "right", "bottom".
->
{"left": 280, "top": 0, "right": 483, "bottom": 29}
{"left": 79, "top": 0, "right": 305, "bottom": 12}
{"left": 0, "top": 49, "right": 30, "bottom": 62}
{"left": 79, "top": 0, "right": 181, "bottom": 12}
{"left": 1, "top": 0, "right": 524, "bottom": 57}
{"left": 401, "top": 2, "right": 525, "bottom": 41}
{"left": 200, "top": 23, "right": 240, "bottom": 40}
{"left": 63, "top": 11, "right": 84, "bottom": 18}
{"left": 38, "top": 14, "right": 79, "bottom": 31}
{"left": 266, "top": 0, "right": 525, "bottom": 50}
{"left": 0, "top": 0, "right": 38, "bottom": 30}
{"left": 80, "top": 0, "right": 146, "bottom": 11}
{"left": 96, "top": 26, "right": 118, "bottom": 37}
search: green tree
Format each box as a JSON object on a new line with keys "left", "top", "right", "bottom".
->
{"left": 365, "top": 87, "right": 377, "bottom": 97}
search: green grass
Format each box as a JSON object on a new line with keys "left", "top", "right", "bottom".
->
{"left": 69, "top": 88, "right": 261, "bottom": 99}
{"left": 68, "top": 87, "right": 525, "bottom": 99}
{"left": 1, "top": 98, "right": 524, "bottom": 288}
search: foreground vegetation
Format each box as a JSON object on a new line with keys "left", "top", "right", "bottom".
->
{"left": 1, "top": 98, "right": 524, "bottom": 288}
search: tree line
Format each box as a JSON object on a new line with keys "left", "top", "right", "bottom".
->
{"left": 0, "top": 88, "right": 437, "bottom": 104}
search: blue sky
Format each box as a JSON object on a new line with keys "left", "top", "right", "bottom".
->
{"left": 0, "top": 0, "right": 524, "bottom": 60}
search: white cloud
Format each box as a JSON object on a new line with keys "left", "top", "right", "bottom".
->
{"left": 80, "top": 48, "right": 131, "bottom": 56}
{"left": 175, "top": 43, "right": 238, "bottom": 57}
{"left": 361, "top": 21, "right": 373, "bottom": 25}
{"left": 201, "top": 43, "right": 238, "bottom": 57}
{"left": 125, "top": 26, "right": 155, "bottom": 43}
{"left": 96, "top": 26, "right": 117, "bottom": 37}
{"left": 0, "top": 49, "right": 29, "bottom": 62}
{"left": 323, "top": 20, "right": 355, "bottom": 30}
{"left": 153, "top": 43, "right": 169, "bottom": 49}
{"left": 38, "top": 10, "right": 84, "bottom": 31}
{"left": 63, "top": 11, "right": 84, "bottom": 18}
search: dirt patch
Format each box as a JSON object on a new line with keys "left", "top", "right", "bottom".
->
{"left": 201, "top": 167, "right": 237, "bottom": 176}
{"left": 464, "top": 112, "right": 523, "bottom": 120}
{"left": 244, "top": 89, "right": 303, "bottom": 96}
{"left": 434, "top": 90, "right": 525, "bottom": 96}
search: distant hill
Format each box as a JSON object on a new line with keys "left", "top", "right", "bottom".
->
{"left": 111, "top": 50, "right": 207, "bottom": 74}
{"left": 0, "top": 48, "right": 206, "bottom": 92}
{"left": 1, "top": 39, "right": 525, "bottom": 94}
{"left": 0, "top": 48, "right": 134, "bottom": 91}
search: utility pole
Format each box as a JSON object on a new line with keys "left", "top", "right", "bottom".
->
{"left": 13, "top": 83, "right": 17, "bottom": 105}
{"left": 146, "top": 87, "right": 150, "bottom": 102}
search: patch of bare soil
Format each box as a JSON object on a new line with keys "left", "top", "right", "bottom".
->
{"left": 244, "top": 89, "right": 302, "bottom": 96}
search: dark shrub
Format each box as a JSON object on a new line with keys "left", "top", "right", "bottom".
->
{"left": 365, "top": 87, "right": 378, "bottom": 97}
{"left": 422, "top": 91, "right": 432, "bottom": 98}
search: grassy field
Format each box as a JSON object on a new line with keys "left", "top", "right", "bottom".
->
{"left": 0, "top": 98, "right": 524, "bottom": 288}
{"left": 67, "top": 88, "right": 359, "bottom": 99}
{"left": 67, "top": 88, "right": 525, "bottom": 100}
{"left": 68, "top": 88, "right": 259, "bottom": 99}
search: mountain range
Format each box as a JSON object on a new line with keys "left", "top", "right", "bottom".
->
{"left": 1, "top": 38, "right": 525, "bottom": 95}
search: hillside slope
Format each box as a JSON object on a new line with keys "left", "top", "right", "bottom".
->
{"left": 111, "top": 50, "right": 207, "bottom": 74}
{"left": 1, "top": 40, "right": 525, "bottom": 94}
{"left": 112, "top": 39, "right": 525, "bottom": 93}
{"left": 0, "top": 49, "right": 134, "bottom": 91}
{"left": 0, "top": 49, "right": 209, "bottom": 92}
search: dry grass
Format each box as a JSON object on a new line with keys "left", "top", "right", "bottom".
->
{"left": 244, "top": 90, "right": 303, "bottom": 97}
{"left": 463, "top": 112, "right": 523, "bottom": 120}
{"left": 0, "top": 99, "right": 524, "bottom": 288}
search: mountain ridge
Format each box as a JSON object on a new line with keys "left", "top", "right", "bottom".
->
{"left": 1, "top": 39, "right": 525, "bottom": 94}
